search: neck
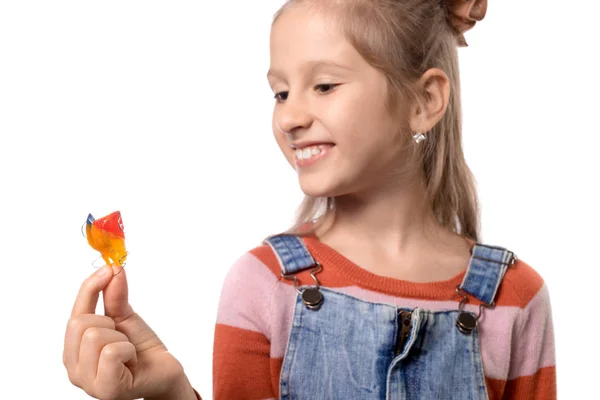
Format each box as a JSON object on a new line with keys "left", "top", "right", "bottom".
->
{"left": 317, "top": 178, "right": 454, "bottom": 257}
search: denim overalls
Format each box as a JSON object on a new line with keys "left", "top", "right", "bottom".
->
{"left": 264, "top": 235, "right": 517, "bottom": 400}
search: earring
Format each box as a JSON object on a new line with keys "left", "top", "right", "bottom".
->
{"left": 413, "top": 132, "right": 426, "bottom": 144}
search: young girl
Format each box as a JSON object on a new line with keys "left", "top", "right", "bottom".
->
{"left": 64, "top": 0, "right": 556, "bottom": 399}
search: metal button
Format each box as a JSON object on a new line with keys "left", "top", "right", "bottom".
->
{"left": 302, "top": 288, "right": 323, "bottom": 310}
{"left": 456, "top": 312, "right": 477, "bottom": 334}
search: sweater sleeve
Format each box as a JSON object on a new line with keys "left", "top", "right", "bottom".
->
{"left": 503, "top": 283, "right": 557, "bottom": 399}
{"left": 212, "top": 252, "right": 279, "bottom": 400}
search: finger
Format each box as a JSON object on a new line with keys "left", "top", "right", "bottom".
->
{"left": 101, "top": 267, "right": 166, "bottom": 354}
{"left": 63, "top": 314, "right": 115, "bottom": 371}
{"left": 71, "top": 265, "right": 113, "bottom": 317}
{"left": 79, "top": 327, "right": 129, "bottom": 381}
{"left": 102, "top": 265, "right": 134, "bottom": 322}
{"left": 96, "top": 341, "right": 137, "bottom": 394}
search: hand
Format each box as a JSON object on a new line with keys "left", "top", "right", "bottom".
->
{"left": 63, "top": 265, "right": 196, "bottom": 400}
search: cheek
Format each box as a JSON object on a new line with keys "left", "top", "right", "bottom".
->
{"left": 334, "top": 108, "right": 395, "bottom": 150}
{"left": 328, "top": 87, "right": 393, "bottom": 142}
{"left": 334, "top": 113, "right": 404, "bottom": 175}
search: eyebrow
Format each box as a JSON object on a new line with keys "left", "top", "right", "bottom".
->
{"left": 266, "top": 60, "right": 353, "bottom": 80}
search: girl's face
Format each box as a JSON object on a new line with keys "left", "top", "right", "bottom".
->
{"left": 268, "top": 4, "right": 410, "bottom": 198}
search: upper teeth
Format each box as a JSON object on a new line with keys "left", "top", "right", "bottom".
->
{"left": 296, "top": 146, "right": 322, "bottom": 160}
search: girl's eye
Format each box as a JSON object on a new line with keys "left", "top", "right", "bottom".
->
{"left": 273, "top": 84, "right": 339, "bottom": 103}
{"left": 315, "top": 83, "right": 338, "bottom": 93}
{"left": 274, "top": 91, "right": 288, "bottom": 102}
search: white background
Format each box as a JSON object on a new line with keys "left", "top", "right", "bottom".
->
{"left": 0, "top": 0, "right": 598, "bottom": 398}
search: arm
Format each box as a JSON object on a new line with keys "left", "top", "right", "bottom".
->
{"left": 504, "top": 283, "right": 557, "bottom": 399}
{"left": 213, "top": 252, "right": 279, "bottom": 399}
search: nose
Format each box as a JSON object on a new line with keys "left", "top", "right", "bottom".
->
{"left": 274, "top": 95, "right": 313, "bottom": 136}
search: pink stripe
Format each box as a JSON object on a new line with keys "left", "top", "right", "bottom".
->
{"left": 270, "top": 281, "right": 299, "bottom": 358}
{"left": 215, "top": 253, "right": 279, "bottom": 340}
{"left": 507, "top": 284, "right": 556, "bottom": 379}
{"left": 216, "top": 253, "right": 554, "bottom": 381}
{"left": 477, "top": 305, "right": 520, "bottom": 379}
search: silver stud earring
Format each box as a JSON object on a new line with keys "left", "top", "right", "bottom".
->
{"left": 413, "top": 132, "right": 426, "bottom": 144}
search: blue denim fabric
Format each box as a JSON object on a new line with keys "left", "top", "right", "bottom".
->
{"left": 266, "top": 235, "right": 317, "bottom": 274}
{"left": 263, "top": 235, "right": 514, "bottom": 400}
{"left": 460, "top": 244, "right": 516, "bottom": 305}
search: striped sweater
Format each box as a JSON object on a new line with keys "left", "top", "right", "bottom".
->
{"left": 212, "top": 235, "right": 556, "bottom": 399}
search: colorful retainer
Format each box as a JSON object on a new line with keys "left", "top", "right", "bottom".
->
{"left": 85, "top": 211, "right": 128, "bottom": 268}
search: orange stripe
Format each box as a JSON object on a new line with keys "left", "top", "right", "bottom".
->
{"left": 503, "top": 366, "right": 556, "bottom": 400}
{"left": 215, "top": 321, "right": 554, "bottom": 399}
{"left": 250, "top": 244, "right": 288, "bottom": 276}
{"left": 251, "top": 241, "right": 545, "bottom": 308}
{"left": 495, "top": 259, "right": 545, "bottom": 308}
{"left": 213, "top": 324, "right": 275, "bottom": 399}
{"left": 486, "top": 366, "right": 556, "bottom": 400}
{"left": 270, "top": 357, "right": 283, "bottom": 398}
{"left": 485, "top": 377, "right": 506, "bottom": 400}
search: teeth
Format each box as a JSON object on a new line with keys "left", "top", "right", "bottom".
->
{"left": 295, "top": 145, "right": 323, "bottom": 161}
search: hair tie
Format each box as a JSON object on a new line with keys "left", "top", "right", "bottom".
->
{"left": 444, "top": 0, "right": 488, "bottom": 47}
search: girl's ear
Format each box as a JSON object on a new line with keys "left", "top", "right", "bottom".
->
{"left": 408, "top": 68, "right": 451, "bottom": 133}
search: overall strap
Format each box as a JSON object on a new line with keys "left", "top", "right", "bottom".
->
{"left": 459, "top": 243, "right": 517, "bottom": 305}
{"left": 264, "top": 234, "right": 317, "bottom": 275}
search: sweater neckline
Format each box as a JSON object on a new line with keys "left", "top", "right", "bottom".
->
{"left": 302, "top": 234, "right": 475, "bottom": 301}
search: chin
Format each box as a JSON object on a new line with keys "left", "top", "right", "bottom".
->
{"left": 297, "top": 173, "right": 347, "bottom": 198}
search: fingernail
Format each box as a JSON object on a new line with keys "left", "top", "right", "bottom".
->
{"left": 95, "top": 266, "right": 110, "bottom": 277}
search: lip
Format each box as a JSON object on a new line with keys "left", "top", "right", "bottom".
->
{"left": 290, "top": 141, "right": 335, "bottom": 150}
{"left": 294, "top": 143, "right": 334, "bottom": 168}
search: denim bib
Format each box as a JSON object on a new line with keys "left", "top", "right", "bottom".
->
{"left": 265, "top": 235, "right": 516, "bottom": 400}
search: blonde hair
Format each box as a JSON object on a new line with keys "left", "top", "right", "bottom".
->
{"left": 273, "top": 0, "right": 480, "bottom": 242}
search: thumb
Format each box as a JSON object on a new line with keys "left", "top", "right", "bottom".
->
{"left": 102, "top": 265, "right": 134, "bottom": 322}
{"left": 102, "top": 265, "right": 166, "bottom": 352}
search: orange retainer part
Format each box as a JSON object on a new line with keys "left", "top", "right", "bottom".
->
{"left": 85, "top": 211, "right": 127, "bottom": 267}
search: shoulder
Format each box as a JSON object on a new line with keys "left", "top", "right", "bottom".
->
{"left": 215, "top": 243, "right": 284, "bottom": 336}
{"left": 222, "top": 243, "right": 283, "bottom": 285}
{"left": 494, "top": 257, "right": 549, "bottom": 309}
{"left": 249, "top": 242, "right": 285, "bottom": 276}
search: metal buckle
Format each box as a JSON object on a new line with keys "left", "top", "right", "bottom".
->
{"left": 281, "top": 263, "right": 324, "bottom": 310}
{"left": 455, "top": 285, "right": 495, "bottom": 335}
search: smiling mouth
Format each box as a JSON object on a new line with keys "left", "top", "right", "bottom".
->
{"left": 294, "top": 144, "right": 334, "bottom": 167}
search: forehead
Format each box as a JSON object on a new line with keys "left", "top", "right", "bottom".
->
{"left": 269, "top": 5, "right": 358, "bottom": 72}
